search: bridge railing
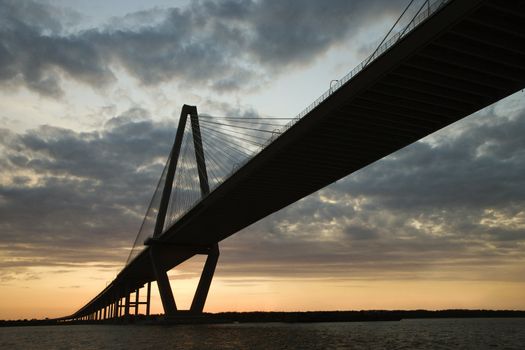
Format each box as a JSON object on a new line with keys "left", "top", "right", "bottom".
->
{"left": 221, "top": 0, "right": 451, "bottom": 175}
{"left": 259, "top": 0, "right": 451, "bottom": 152}
{"left": 149, "top": 0, "right": 451, "bottom": 250}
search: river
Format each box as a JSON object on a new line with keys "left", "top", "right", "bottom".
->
{"left": 1, "top": 318, "right": 524, "bottom": 349}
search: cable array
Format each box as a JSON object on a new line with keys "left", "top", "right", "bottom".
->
{"left": 126, "top": 0, "right": 448, "bottom": 265}
{"left": 125, "top": 114, "right": 294, "bottom": 264}
{"left": 126, "top": 155, "right": 170, "bottom": 264}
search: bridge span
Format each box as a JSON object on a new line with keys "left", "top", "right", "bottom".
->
{"left": 60, "top": 0, "right": 525, "bottom": 321}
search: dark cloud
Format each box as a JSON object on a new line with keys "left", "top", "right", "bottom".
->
{"left": 2, "top": 101, "right": 524, "bottom": 283}
{"left": 0, "top": 108, "right": 176, "bottom": 268}
{"left": 335, "top": 112, "right": 525, "bottom": 210}
{"left": 1, "top": 0, "right": 524, "bottom": 284}
{"left": 0, "top": 0, "right": 405, "bottom": 96}
{"left": 243, "top": 0, "right": 403, "bottom": 66}
{"left": 0, "top": 0, "right": 114, "bottom": 97}
{"left": 215, "top": 106, "right": 525, "bottom": 281}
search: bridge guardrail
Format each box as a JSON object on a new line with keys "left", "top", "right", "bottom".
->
{"left": 262, "top": 0, "right": 450, "bottom": 151}
{"left": 217, "top": 0, "right": 450, "bottom": 184}
{"left": 147, "top": 0, "right": 451, "bottom": 256}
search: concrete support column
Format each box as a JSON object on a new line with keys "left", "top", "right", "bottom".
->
{"left": 153, "top": 107, "right": 189, "bottom": 238}
{"left": 118, "top": 297, "right": 122, "bottom": 317}
{"left": 191, "top": 244, "right": 220, "bottom": 313}
{"left": 150, "top": 248, "right": 177, "bottom": 316}
{"left": 125, "top": 292, "right": 130, "bottom": 316}
{"left": 146, "top": 282, "right": 151, "bottom": 316}
{"left": 135, "top": 288, "right": 140, "bottom": 315}
{"left": 115, "top": 298, "right": 120, "bottom": 318}
{"left": 189, "top": 108, "right": 210, "bottom": 197}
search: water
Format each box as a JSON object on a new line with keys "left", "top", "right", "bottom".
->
{"left": 1, "top": 318, "right": 524, "bottom": 349}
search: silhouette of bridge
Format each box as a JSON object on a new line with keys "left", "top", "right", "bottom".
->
{"left": 60, "top": 0, "right": 525, "bottom": 321}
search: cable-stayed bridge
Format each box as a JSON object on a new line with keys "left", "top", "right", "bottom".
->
{"left": 60, "top": 0, "right": 525, "bottom": 321}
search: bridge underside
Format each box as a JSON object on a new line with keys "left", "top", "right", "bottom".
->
{"left": 64, "top": 0, "right": 525, "bottom": 321}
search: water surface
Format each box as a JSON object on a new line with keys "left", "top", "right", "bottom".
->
{"left": 1, "top": 318, "right": 524, "bottom": 349}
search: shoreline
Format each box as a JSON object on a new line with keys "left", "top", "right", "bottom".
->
{"left": 2, "top": 310, "right": 525, "bottom": 327}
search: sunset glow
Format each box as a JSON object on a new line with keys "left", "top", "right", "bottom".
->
{"left": 1, "top": 0, "right": 525, "bottom": 321}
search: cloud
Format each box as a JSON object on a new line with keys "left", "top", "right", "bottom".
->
{"left": 214, "top": 104, "right": 525, "bottom": 281}
{"left": 0, "top": 0, "right": 406, "bottom": 96}
{"left": 1, "top": 0, "right": 524, "bottom": 283}
{"left": 0, "top": 108, "right": 176, "bottom": 268}
{"left": 240, "top": 0, "right": 404, "bottom": 66}
{"left": 2, "top": 99, "right": 524, "bottom": 284}
{"left": 0, "top": 0, "right": 114, "bottom": 97}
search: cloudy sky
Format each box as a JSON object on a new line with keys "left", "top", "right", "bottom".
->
{"left": 1, "top": 0, "right": 524, "bottom": 319}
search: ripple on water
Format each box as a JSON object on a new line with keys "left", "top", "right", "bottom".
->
{"left": 1, "top": 318, "right": 524, "bottom": 350}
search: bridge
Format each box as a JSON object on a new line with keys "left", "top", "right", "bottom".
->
{"left": 59, "top": 0, "right": 525, "bottom": 321}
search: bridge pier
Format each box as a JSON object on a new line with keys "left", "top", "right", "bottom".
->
{"left": 124, "top": 291, "right": 130, "bottom": 317}
{"left": 134, "top": 288, "right": 139, "bottom": 315}
{"left": 146, "top": 104, "right": 219, "bottom": 316}
{"left": 115, "top": 297, "right": 120, "bottom": 318}
{"left": 150, "top": 247, "right": 178, "bottom": 316}
{"left": 190, "top": 244, "right": 220, "bottom": 313}
{"left": 146, "top": 281, "right": 151, "bottom": 316}
{"left": 148, "top": 242, "right": 220, "bottom": 316}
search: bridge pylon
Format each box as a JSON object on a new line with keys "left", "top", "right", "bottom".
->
{"left": 147, "top": 104, "right": 219, "bottom": 316}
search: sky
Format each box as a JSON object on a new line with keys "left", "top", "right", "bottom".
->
{"left": 1, "top": 0, "right": 524, "bottom": 320}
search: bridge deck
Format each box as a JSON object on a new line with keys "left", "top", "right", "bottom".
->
{"left": 67, "top": 0, "right": 525, "bottom": 319}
